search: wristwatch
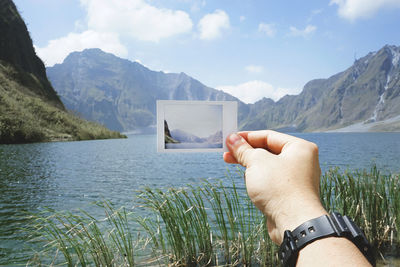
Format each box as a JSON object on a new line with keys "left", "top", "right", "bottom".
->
{"left": 278, "top": 212, "right": 375, "bottom": 267}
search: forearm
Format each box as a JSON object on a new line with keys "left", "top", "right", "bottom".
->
{"left": 297, "top": 237, "right": 372, "bottom": 267}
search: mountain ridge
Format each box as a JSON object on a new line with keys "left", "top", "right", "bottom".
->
{"left": 48, "top": 48, "right": 249, "bottom": 132}
{"left": 47, "top": 45, "right": 400, "bottom": 133}
{"left": 242, "top": 44, "right": 400, "bottom": 132}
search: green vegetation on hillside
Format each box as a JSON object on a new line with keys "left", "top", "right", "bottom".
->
{"left": 164, "top": 119, "right": 179, "bottom": 144}
{"left": 0, "top": 63, "right": 125, "bottom": 144}
{"left": 26, "top": 166, "right": 399, "bottom": 266}
{"left": 0, "top": 0, "right": 126, "bottom": 143}
{"left": 0, "top": 0, "right": 63, "bottom": 108}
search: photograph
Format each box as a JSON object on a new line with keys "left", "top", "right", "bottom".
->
{"left": 164, "top": 103, "right": 223, "bottom": 149}
{"left": 157, "top": 100, "right": 237, "bottom": 152}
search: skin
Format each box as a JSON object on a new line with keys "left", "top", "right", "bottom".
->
{"left": 224, "top": 130, "right": 371, "bottom": 267}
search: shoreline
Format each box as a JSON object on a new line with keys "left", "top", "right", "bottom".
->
{"left": 324, "top": 114, "right": 400, "bottom": 133}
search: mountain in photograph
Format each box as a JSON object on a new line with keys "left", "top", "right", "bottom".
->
{"left": 170, "top": 129, "right": 222, "bottom": 144}
{"left": 242, "top": 45, "right": 400, "bottom": 132}
{"left": 206, "top": 130, "right": 223, "bottom": 144}
{"left": 47, "top": 49, "right": 249, "bottom": 132}
{"left": 0, "top": 0, "right": 125, "bottom": 143}
{"left": 170, "top": 129, "right": 205, "bottom": 143}
{"left": 164, "top": 120, "right": 179, "bottom": 144}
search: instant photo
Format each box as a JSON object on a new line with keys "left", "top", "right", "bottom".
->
{"left": 157, "top": 101, "right": 237, "bottom": 152}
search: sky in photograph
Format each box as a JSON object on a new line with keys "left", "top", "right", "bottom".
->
{"left": 14, "top": 0, "right": 400, "bottom": 103}
{"left": 165, "top": 104, "right": 222, "bottom": 138}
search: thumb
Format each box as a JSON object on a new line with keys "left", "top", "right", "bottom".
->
{"left": 226, "top": 133, "right": 254, "bottom": 167}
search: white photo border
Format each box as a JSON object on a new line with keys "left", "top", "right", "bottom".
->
{"left": 157, "top": 100, "right": 237, "bottom": 153}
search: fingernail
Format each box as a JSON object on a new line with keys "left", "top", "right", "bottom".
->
{"left": 228, "top": 133, "right": 241, "bottom": 146}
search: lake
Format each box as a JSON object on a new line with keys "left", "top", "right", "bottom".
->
{"left": 1, "top": 133, "right": 400, "bottom": 265}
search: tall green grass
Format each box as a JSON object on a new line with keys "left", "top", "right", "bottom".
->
{"left": 320, "top": 166, "right": 400, "bottom": 253}
{"left": 137, "top": 181, "right": 276, "bottom": 266}
{"left": 26, "top": 166, "right": 399, "bottom": 266}
{"left": 26, "top": 202, "right": 141, "bottom": 266}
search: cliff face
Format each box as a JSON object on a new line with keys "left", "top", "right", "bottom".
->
{"left": 242, "top": 45, "right": 400, "bottom": 132}
{"left": 0, "top": 0, "right": 63, "bottom": 108}
{"left": 0, "top": 0, "right": 125, "bottom": 143}
{"left": 47, "top": 48, "right": 249, "bottom": 131}
{"left": 164, "top": 120, "right": 178, "bottom": 144}
{"left": 48, "top": 45, "right": 400, "bottom": 133}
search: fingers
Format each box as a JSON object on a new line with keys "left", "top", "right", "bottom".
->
{"left": 224, "top": 130, "right": 306, "bottom": 166}
{"left": 238, "top": 130, "right": 303, "bottom": 155}
{"left": 225, "top": 133, "right": 255, "bottom": 167}
{"left": 223, "top": 152, "right": 238, "bottom": 164}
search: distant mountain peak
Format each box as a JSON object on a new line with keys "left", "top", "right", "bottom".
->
{"left": 242, "top": 44, "right": 400, "bottom": 132}
{"left": 63, "top": 48, "right": 115, "bottom": 61}
{"left": 385, "top": 45, "right": 400, "bottom": 67}
{"left": 47, "top": 49, "right": 245, "bottom": 132}
{"left": 47, "top": 45, "right": 400, "bottom": 133}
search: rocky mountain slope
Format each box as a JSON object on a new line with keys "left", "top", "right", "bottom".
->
{"left": 242, "top": 45, "right": 400, "bottom": 132}
{"left": 0, "top": 0, "right": 125, "bottom": 143}
{"left": 48, "top": 45, "right": 400, "bottom": 133}
{"left": 0, "top": 0, "right": 63, "bottom": 109}
{"left": 47, "top": 49, "right": 249, "bottom": 132}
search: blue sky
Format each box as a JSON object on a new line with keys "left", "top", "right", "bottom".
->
{"left": 14, "top": 0, "right": 400, "bottom": 103}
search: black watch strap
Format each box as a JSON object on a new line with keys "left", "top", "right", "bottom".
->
{"left": 279, "top": 212, "right": 375, "bottom": 267}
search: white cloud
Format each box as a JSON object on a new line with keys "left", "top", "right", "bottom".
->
{"left": 289, "top": 24, "right": 316, "bottom": 38}
{"left": 330, "top": 0, "right": 400, "bottom": 20}
{"left": 240, "top": 16, "right": 246, "bottom": 22}
{"left": 35, "top": 30, "right": 128, "bottom": 66}
{"left": 35, "top": 0, "right": 194, "bottom": 66}
{"left": 198, "top": 10, "right": 230, "bottom": 40}
{"left": 81, "top": 0, "right": 193, "bottom": 42}
{"left": 216, "top": 80, "right": 294, "bottom": 103}
{"left": 245, "top": 65, "right": 264, "bottom": 74}
{"left": 258, "top": 23, "right": 276, "bottom": 37}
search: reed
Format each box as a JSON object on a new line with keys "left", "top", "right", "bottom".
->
{"left": 320, "top": 166, "right": 400, "bottom": 253}
{"left": 137, "top": 181, "right": 277, "bottom": 266}
{"left": 26, "top": 166, "right": 399, "bottom": 266}
{"left": 26, "top": 202, "right": 142, "bottom": 266}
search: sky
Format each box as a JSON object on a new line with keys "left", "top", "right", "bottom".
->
{"left": 14, "top": 0, "right": 400, "bottom": 104}
{"left": 165, "top": 104, "right": 222, "bottom": 138}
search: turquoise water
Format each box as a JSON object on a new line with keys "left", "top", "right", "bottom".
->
{"left": 1, "top": 133, "right": 399, "bottom": 264}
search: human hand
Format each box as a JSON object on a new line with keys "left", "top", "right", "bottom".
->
{"left": 224, "top": 130, "right": 327, "bottom": 244}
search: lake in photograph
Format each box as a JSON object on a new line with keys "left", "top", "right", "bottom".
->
{"left": 1, "top": 132, "right": 400, "bottom": 265}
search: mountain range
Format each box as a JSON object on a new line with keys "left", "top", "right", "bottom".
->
{"left": 1, "top": 0, "right": 399, "bottom": 140}
{"left": 169, "top": 129, "right": 222, "bottom": 144}
{"left": 47, "top": 46, "right": 400, "bottom": 132}
{"left": 242, "top": 45, "right": 400, "bottom": 132}
{"left": 47, "top": 49, "right": 248, "bottom": 132}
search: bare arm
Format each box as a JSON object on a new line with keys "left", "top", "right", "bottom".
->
{"left": 224, "top": 130, "right": 371, "bottom": 266}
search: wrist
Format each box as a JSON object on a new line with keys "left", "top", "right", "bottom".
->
{"left": 271, "top": 197, "right": 327, "bottom": 244}
{"left": 279, "top": 212, "right": 376, "bottom": 267}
